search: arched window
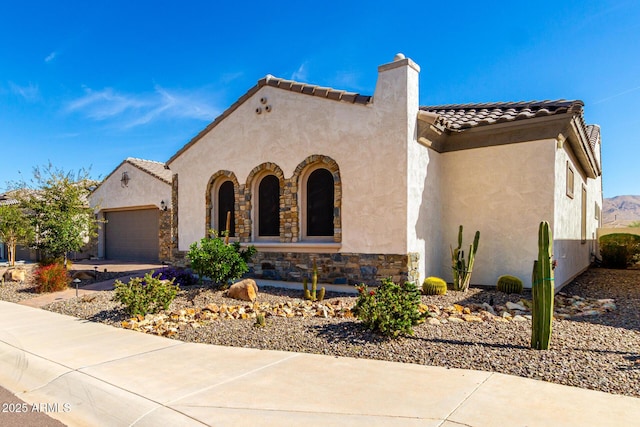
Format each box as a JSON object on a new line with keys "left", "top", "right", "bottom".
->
{"left": 258, "top": 174, "right": 280, "bottom": 237}
{"left": 306, "top": 168, "right": 334, "bottom": 237}
{"left": 217, "top": 180, "right": 235, "bottom": 237}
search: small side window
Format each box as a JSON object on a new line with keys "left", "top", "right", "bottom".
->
{"left": 566, "top": 162, "right": 574, "bottom": 199}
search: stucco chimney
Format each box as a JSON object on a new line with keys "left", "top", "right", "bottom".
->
{"left": 373, "top": 53, "right": 420, "bottom": 113}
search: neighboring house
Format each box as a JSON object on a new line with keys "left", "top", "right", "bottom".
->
{"left": 161, "top": 53, "right": 601, "bottom": 289}
{"left": 89, "top": 158, "right": 173, "bottom": 262}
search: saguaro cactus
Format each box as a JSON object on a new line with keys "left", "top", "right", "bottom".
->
{"left": 450, "top": 225, "right": 480, "bottom": 292}
{"left": 531, "top": 221, "right": 554, "bottom": 350}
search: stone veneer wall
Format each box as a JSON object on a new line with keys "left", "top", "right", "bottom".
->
{"left": 159, "top": 208, "right": 172, "bottom": 262}
{"left": 248, "top": 251, "right": 419, "bottom": 286}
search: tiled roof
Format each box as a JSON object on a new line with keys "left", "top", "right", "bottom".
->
{"left": 0, "top": 193, "right": 19, "bottom": 206}
{"left": 260, "top": 75, "right": 372, "bottom": 104}
{"left": 125, "top": 157, "right": 173, "bottom": 184}
{"left": 585, "top": 124, "right": 601, "bottom": 149}
{"left": 420, "top": 100, "right": 584, "bottom": 131}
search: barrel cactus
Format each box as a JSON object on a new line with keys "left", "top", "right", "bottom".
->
{"left": 496, "top": 275, "right": 523, "bottom": 294}
{"left": 422, "top": 277, "right": 447, "bottom": 295}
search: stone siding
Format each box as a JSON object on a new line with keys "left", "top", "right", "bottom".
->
{"left": 249, "top": 251, "right": 419, "bottom": 286}
{"left": 159, "top": 208, "right": 172, "bottom": 262}
{"left": 170, "top": 249, "right": 419, "bottom": 286}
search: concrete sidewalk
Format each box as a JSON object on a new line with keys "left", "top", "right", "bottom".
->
{"left": 1, "top": 302, "right": 639, "bottom": 426}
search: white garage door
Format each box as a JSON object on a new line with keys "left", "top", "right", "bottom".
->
{"left": 104, "top": 209, "right": 159, "bottom": 261}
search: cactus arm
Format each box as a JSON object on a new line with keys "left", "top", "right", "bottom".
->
{"left": 472, "top": 231, "right": 480, "bottom": 255}
{"left": 303, "top": 278, "right": 311, "bottom": 300}
{"left": 531, "top": 260, "right": 540, "bottom": 348}
{"left": 311, "top": 259, "right": 318, "bottom": 301}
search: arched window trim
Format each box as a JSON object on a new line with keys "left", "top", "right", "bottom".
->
{"left": 205, "top": 171, "right": 239, "bottom": 240}
{"left": 253, "top": 172, "right": 281, "bottom": 241}
{"left": 300, "top": 164, "right": 335, "bottom": 242}
{"left": 212, "top": 179, "right": 236, "bottom": 238}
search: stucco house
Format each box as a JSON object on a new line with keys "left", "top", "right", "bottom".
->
{"left": 90, "top": 157, "right": 173, "bottom": 262}
{"left": 154, "top": 53, "right": 600, "bottom": 289}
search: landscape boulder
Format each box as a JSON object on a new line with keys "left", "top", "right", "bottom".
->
{"left": 227, "top": 279, "right": 259, "bottom": 302}
{"left": 3, "top": 268, "right": 26, "bottom": 283}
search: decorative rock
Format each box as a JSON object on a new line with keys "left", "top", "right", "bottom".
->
{"left": 462, "top": 314, "right": 483, "bottom": 322}
{"left": 505, "top": 301, "right": 527, "bottom": 311}
{"left": 426, "top": 318, "right": 441, "bottom": 325}
{"left": 3, "top": 269, "right": 26, "bottom": 283}
{"left": 481, "top": 302, "right": 496, "bottom": 315}
{"left": 512, "top": 315, "right": 528, "bottom": 322}
{"left": 227, "top": 279, "right": 258, "bottom": 302}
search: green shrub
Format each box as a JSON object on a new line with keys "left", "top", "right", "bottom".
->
{"left": 600, "top": 244, "right": 629, "bottom": 269}
{"left": 187, "top": 231, "right": 257, "bottom": 287}
{"left": 34, "top": 263, "right": 70, "bottom": 293}
{"left": 113, "top": 271, "right": 179, "bottom": 317}
{"left": 353, "top": 279, "right": 423, "bottom": 337}
{"left": 599, "top": 233, "right": 640, "bottom": 269}
{"left": 496, "top": 275, "right": 523, "bottom": 294}
{"left": 422, "top": 277, "right": 447, "bottom": 295}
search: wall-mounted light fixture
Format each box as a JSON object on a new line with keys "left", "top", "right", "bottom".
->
{"left": 160, "top": 200, "right": 167, "bottom": 211}
{"left": 121, "top": 171, "right": 130, "bottom": 187}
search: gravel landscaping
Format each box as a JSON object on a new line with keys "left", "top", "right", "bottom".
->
{"left": 1, "top": 266, "right": 639, "bottom": 398}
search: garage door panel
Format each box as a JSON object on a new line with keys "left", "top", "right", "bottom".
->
{"left": 105, "top": 209, "right": 159, "bottom": 261}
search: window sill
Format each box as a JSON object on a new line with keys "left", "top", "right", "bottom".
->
{"left": 241, "top": 241, "right": 342, "bottom": 253}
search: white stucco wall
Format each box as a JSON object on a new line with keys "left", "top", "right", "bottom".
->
{"left": 439, "top": 140, "right": 557, "bottom": 287}
{"left": 90, "top": 162, "right": 171, "bottom": 212}
{"left": 407, "top": 140, "right": 442, "bottom": 283}
{"left": 170, "top": 58, "right": 420, "bottom": 255}
{"left": 553, "top": 142, "right": 602, "bottom": 288}
{"left": 89, "top": 161, "right": 172, "bottom": 258}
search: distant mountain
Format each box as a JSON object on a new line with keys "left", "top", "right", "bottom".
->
{"left": 603, "top": 195, "right": 640, "bottom": 227}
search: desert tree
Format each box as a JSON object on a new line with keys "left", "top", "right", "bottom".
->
{"left": 0, "top": 203, "right": 33, "bottom": 266}
{"left": 13, "top": 163, "right": 99, "bottom": 268}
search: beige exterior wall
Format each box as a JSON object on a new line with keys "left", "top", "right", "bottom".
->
{"left": 553, "top": 141, "right": 602, "bottom": 289}
{"left": 170, "top": 58, "right": 421, "bottom": 257}
{"left": 89, "top": 162, "right": 171, "bottom": 258}
{"left": 90, "top": 162, "right": 172, "bottom": 212}
{"left": 407, "top": 140, "right": 442, "bottom": 284}
{"left": 439, "top": 140, "right": 557, "bottom": 287}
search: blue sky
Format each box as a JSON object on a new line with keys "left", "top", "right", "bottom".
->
{"left": 1, "top": 1, "right": 638, "bottom": 197}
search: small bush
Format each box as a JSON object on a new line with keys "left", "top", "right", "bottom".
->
{"left": 600, "top": 245, "right": 629, "bottom": 269}
{"left": 113, "top": 271, "right": 179, "bottom": 317}
{"left": 157, "top": 267, "right": 197, "bottom": 287}
{"left": 34, "top": 263, "right": 70, "bottom": 293}
{"left": 496, "top": 275, "right": 523, "bottom": 294}
{"left": 422, "top": 277, "right": 447, "bottom": 295}
{"left": 187, "top": 231, "right": 257, "bottom": 286}
{"left": 599, "top": 233, "right": 640, "bottom": 269}
{"left": 353, "top": 279, "right": 423, "bottom": 337}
